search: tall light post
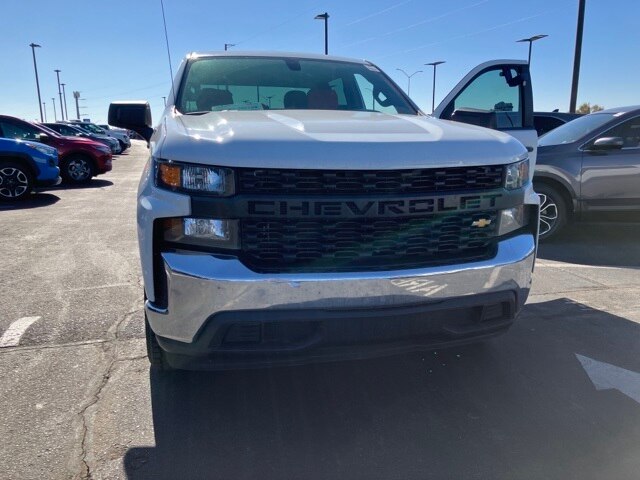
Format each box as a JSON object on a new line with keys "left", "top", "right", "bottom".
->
{"left": 61, "top": 83, "right": 69, "bottom": 120}
{"left": 314, "top": 12, "right": 329, "bottom": 55}
{"left": 396, "top": 68, "right": 422, "bottom": 97}
{"left": 43, "top": 102, "right": 47, "bottom": 122}
{"left": 29, "top": 43, "right": 44, "bottom": 122}
{"left": 51, "top": 97, "right": 57, "bottom": 121}
{"left": 162, "top": 96, "right": 167, "bottom": 106}
{"left": 224, "top": 43, "right": 236, "bottom": 51}
{"left": 54, "top": 70, "right": 64, "bottom": 120}
{"left": 263, "top": 95, "right": 275, "bottom": 108}
{"left": 570, "top": 0, "right": 586, "bottom": 113}
{"left": 516, "top": 34, "right": 548, "bottom": 65}
{"left": 73, "top": 91, "right": 81, "bottom": 120}
{"left": 425, "top": 61, "right": 445, "bottom": 113}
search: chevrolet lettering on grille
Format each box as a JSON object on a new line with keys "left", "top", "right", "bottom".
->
{"left": 247, "top": 194, "right": 502, "bottom": 217}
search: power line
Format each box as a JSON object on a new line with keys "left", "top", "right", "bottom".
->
{"left": 340, "top": 0, "right": 489, "bottom": 49}
{"left": 234, "top": 4, "right": 324, "bottom": 47}
{"left": 376, "top": 4, "right": 571, "bottom": 60}
{"left": 342, "top": 0, "right": 416, "bottom": 27}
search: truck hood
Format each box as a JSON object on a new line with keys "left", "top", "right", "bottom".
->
{"left": 157, "top": 110, "right": 526, "bottom": 169}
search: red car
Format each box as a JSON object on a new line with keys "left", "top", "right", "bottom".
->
{"left": 0, "top": 115, "right": 112, "bottom": 183}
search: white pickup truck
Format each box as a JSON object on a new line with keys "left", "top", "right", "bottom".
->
{"left": 109, "top": 51, "right": 539, "bottom": 370}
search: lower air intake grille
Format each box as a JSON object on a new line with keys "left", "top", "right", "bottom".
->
{"left": 240, "top": 211, "right": 498, "bottom": 273}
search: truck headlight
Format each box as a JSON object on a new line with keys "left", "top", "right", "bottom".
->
{"left": 156, "top": 159, "right": 234, "bottom": 195}
{"left": 498, "top": 206, "right": 529, "bottom": 236}
{"left": 163, "top": 217, "right": 239, "bottom": 249}
{"left": 504, "top": 158, "right": 529, "bottom": 190}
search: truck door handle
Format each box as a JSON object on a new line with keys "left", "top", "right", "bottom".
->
{"left": 526, "top": 146, "right": 534, "bottom": 152}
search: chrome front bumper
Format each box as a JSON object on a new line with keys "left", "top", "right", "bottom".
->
{"left": 146, "top": 233, "right": 536, "bottom": 344}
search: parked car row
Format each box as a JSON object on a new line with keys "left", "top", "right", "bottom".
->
{"left": 0, "top": 115, "right": 128, "bottom": 200}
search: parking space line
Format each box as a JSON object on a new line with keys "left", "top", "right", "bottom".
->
{"left": 537, "top": 262, "right": 639, "bottom": 270}
{"left": 0, "top": 316, "right": 41, "bottom": 347}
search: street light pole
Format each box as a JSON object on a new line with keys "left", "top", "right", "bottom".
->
{"left": 516, "top": 34, "right": 548, "bottom": 65}
{"left": 425, "top": 61, "right": 445, "bottom": 113}
{"left": 54, "top": 70, "right": 64, "bottom": 120}
{"left": 29, "top": 43, "right": 44, "bottom": 122}
{"left": 162, "top": 96, "right": 167, "bottom": 106}
{"left": 43, "top": 102, "right": 47, "bottom": 122}
{"left": 61, "top": 83, "right": 69, "bottom": 120}
{"left": 314, "top": 12, "right": 329, "bottom": 55}
{"left": 396, "top": 68, "right": 422, "bottom": 97}
{"left": 73, "top": 91, "right": 81, "bottom": 120}
{"left": 224, "top": 43, "right": 236, "bottom": 51}
{"left": 51, "top": 97, "right": 57, "bottom": 121}
{"left": 569, "top": 0, "right": 586, "bottom": 113}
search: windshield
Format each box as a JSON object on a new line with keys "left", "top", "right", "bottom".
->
{"left": 539, "top": 113, "right": 615, "bottom": 146}
{"left": 79, "top": 123, "right": 105, "bottom": 134}
{"left": 177, "top": 56, "right": 417, "bottom": 115}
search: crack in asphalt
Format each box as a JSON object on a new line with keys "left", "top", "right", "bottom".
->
{"left": 76, "top": 307, "right": 143, "bottom": 479}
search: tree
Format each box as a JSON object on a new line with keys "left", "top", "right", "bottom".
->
{"left": 577, "top": 102, "right": 604, "bottom": 114}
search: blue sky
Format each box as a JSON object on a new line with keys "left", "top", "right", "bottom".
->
{"left": 1, "top": 0, "right": 637, "bottom": 124}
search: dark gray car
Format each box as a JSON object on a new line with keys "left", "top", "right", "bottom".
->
{"left": 534, "top": 105, "right": 640, "bottom": 239}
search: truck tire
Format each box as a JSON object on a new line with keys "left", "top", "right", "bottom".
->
{"left": 535, "top": 183, "right": 568, "bottom": 241}
{"left": 61, "top": 155, "right": 94, "bottom": 184}
{"left": 145, "top": 313, "right": 172, "bottom": 370}
{"left": 0, "top": 161, "right": 33, "bottom": 201}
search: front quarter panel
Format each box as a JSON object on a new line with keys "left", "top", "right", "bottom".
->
{"left": 534, "top": 145, "right": 582, "bottom": 208}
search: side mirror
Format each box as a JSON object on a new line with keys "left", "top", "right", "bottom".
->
{"left": 108, "top": 101, "right": 153, "bottom": 143}
{"left": 38, "top": 133, "right": 49, "bottom": 143}
{"left": 591, "top": 137, "right": 624, "bottom": 150}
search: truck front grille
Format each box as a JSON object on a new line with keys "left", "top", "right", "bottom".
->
{"left": 237, "top": 165, "right": 504, "bottom": 195}
{"left": 240, "top": 211, "right": 499, "bottom": 273}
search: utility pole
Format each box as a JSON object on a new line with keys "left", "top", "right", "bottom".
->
{"left": 51, "top": 97, "right": 57, "bottom": 121}
{"left": 29, "top": 43, "right": 44, "bottom": 122}
{"left": 73, "top": 91, "right": 81, "bottom": 120}
{"left": 54, "top": 70, "right": 64, "bottom": 120}
{"left": 43, "top": 102, "right": 47, "bottom": 122}
{"left": 314, "top": 12, "right": 329, "bottom": 55}
{"left": 425, "top": 61, "right": 445, "bottom": 113}
{"left": 61, "top": 83, "right": 69, "bottom": 120}
{"left": 569, "top": 0, "right": 586, "bottom": 113}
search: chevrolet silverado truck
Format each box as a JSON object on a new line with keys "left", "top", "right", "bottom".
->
{"left": 109, "top": 52, "right": 539, "bottom": 370}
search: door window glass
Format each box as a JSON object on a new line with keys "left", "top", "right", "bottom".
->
{"left": 449, "top": 68, "right": 523, "bottom": 129}
{"left": 599, "top": 116, "right": 640, "bottom": 148}
{"left": 0, "top": 121, "right": 41, "bottom": 141}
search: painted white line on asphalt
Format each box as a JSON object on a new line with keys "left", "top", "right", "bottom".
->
{"left": 537, "top": 262, "right": 639, "bottom": 270}
{"left": 577, "top": 354, "right": 640, "bottom": 405}
{"left": 0, "top": 317, "right": 41, "bottom": 347}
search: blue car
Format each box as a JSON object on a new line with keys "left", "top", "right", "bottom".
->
{"left": 0, "top": 137, "right": 60, "bottom": 201}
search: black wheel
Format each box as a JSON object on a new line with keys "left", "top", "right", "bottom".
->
{"left": 535, "top": 183, "right": 568, "bottom": 241}
{"left": 145, "top": 313, "right": 172, "bottom": 370}
{"left": 62, "top": 155, "right": 94, "bottom": 184}
{"left": 0, "top": 162, "right": 33, "bottom": 201}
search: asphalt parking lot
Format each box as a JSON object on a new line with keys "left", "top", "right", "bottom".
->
{"left": 1, "top": 141, "right": 640, "bottom": 479}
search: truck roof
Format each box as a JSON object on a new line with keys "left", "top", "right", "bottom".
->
{"left": 187, "top": 50, "right": 371, "bottom": 65}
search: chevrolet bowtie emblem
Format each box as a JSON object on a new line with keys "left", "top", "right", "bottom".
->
{"left": 472, "top": 218, "right": 492, "bottom": 228}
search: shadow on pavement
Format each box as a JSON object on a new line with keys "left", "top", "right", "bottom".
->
{"left": 124, "top": 298, "right": 640, "bottom": 480}
{"left": 0, "top": 193, "right": 60, "bottom": 211}
{"left": 538, "top": 222, "right": 640, "bottom": 267}
{"left": 57, "top": 179, "right": 114, "bottom": 190}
